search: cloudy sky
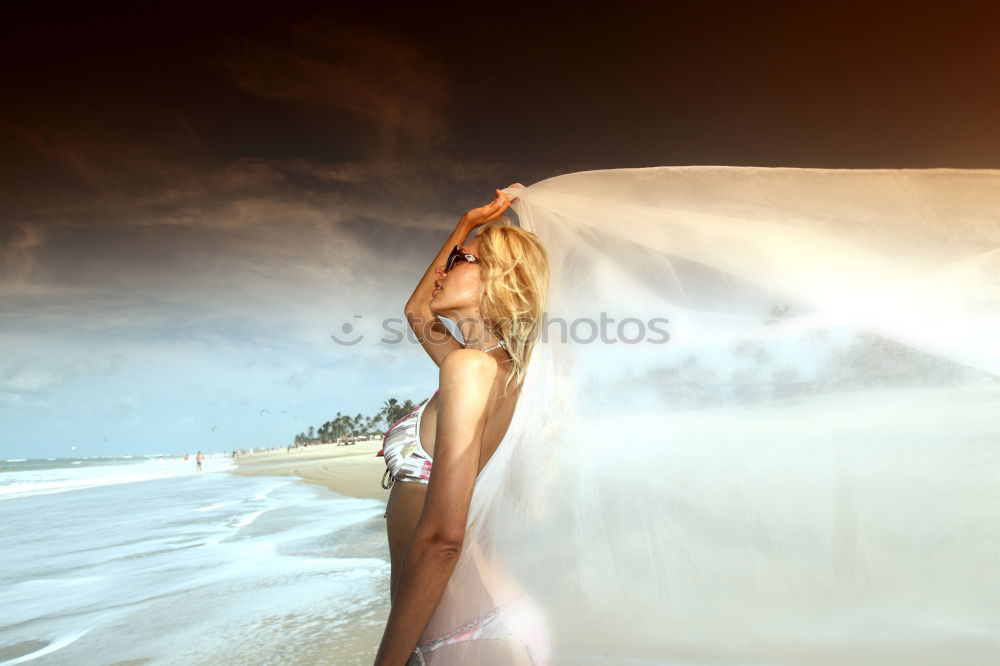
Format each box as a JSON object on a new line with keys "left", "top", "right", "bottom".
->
{"left": 2, "top": 1, "right": 998, "bottom": 458}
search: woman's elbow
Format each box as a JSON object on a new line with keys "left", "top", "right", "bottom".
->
{"left": 404, "top": 305, "right": 430, "bottom": 329}
{"left": 415, "top": 526, "right": 465, "bottom": 557}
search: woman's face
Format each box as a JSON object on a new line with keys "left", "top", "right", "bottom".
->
{"left": 430, "top": 237, "right": 483, "bottom": 318}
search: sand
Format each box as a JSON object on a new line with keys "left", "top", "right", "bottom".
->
{"left": 231, "top": 439, "right": 391, "bottom": 502}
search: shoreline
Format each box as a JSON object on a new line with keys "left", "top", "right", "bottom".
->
{"left": 231, "top": 439, "right": 393, "bottom": 664}
{"left": 230, "top": 439, "right": 391, "bottom": 502}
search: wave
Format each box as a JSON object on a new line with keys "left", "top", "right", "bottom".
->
{"left": 0, "top": 458, "right": 235, "bottom": 500}
{"left": 231, "top": 509, "right": 265, "bottom": 529}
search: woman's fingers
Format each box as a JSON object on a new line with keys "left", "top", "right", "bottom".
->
{"left": 481, "top": 197, "right": 505, "bottom": 216}
{"left": 499, "top": 183, "right": 523, "bottom": 202}
{"left": 461, "top": 186, "right": 519, "bottom": 227}
{"left": 490, "top": 191, "right": 513, "bottom": 217}
{"left": 472, "top": 202, "right": 506, "bottom": 224}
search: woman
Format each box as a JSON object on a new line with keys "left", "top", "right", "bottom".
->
{"left": 377, "top": 166, "right": 1000, "bottom": 664}
{"left": 375, "top": 186, "right": 551, "bottom": 666}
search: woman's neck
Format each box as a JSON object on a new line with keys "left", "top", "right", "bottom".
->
{"left": 458, "top": 319, "right": 504, "bottom": 354}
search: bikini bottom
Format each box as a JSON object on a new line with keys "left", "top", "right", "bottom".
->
{"left": 407, "top": 594, "right": 550, "bottom": 666}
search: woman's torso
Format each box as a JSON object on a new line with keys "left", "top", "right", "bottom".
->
{"left": 384, "top": 359, "right": 519, "bottom": 600}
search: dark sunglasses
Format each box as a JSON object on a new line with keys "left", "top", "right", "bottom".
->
{"left": 445, "top": 245, "right": 481, "bottom": 273}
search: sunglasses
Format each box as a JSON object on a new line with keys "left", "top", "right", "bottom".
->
{"left": 445, "top": 245, "right": 481, "bottom": 273}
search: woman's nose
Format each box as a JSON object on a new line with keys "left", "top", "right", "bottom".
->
{"left": 434, "top": 266, "right": 446, "bottom": 278}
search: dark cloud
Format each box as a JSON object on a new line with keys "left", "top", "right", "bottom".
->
{"left": 222, "top": 24, "right": 451, "bottom": 159}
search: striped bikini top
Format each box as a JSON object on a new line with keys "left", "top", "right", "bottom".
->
{"left": 381, "top": 390, "right": 438, "bottom": 489}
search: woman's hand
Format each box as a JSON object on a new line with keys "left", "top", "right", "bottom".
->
{"left": 459, "top": 183, "right": 524, "bottom": 229}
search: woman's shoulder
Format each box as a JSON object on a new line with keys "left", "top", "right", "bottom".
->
{"left": 440, "top": 348, "right": 499, "bottom": 378}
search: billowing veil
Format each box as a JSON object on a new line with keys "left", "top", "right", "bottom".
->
{"left": 420, "top": 167, "right": 1000, "bottom": 665}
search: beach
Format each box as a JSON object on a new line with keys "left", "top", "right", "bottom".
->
{"left": 5, "top": 384, "right": 997, "bottom": 664}
{"left": 231, "top": 439, "right": 391, "bottom": 502}
{"left": 230, "top": 440, "right": 393, "bottom": 664}
{"left": 0, "top": 448, "right": 394, "bottom": 665}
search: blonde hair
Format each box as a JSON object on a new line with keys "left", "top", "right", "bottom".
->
{"left": 475, "top": 218, "right": 550, "bottom": 395}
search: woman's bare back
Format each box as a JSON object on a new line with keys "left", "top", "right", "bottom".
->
{"left": 418, "top": 365, "right": 519, "bottom": 476}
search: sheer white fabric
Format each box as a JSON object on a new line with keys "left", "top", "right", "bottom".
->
{"left": 418, "top": 166, "right": 1000, "bottom": 665}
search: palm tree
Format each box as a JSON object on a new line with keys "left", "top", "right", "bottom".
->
{"left": 290, "top": 395, "right": 436, "bottom": 446}
{"left": 381, "top": 398, "right": 399, "bottom": 424}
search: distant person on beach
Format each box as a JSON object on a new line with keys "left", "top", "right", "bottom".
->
{"left": 196, "top": 451, "right": 203, "bottom": 472}
{"left": 375, "top": 187, "right": 550, "bottom": 665}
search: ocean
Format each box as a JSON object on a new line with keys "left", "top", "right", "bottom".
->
{"left": 0, "top": 456, "right": 391, "bottom": 665}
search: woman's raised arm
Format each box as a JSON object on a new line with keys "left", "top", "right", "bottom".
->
{"left": 404, "top": 189, "right": 516, "bottom": 366}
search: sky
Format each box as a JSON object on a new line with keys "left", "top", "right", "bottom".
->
{"left": 2, "top": 1, "right": 998, "bottom": 458}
